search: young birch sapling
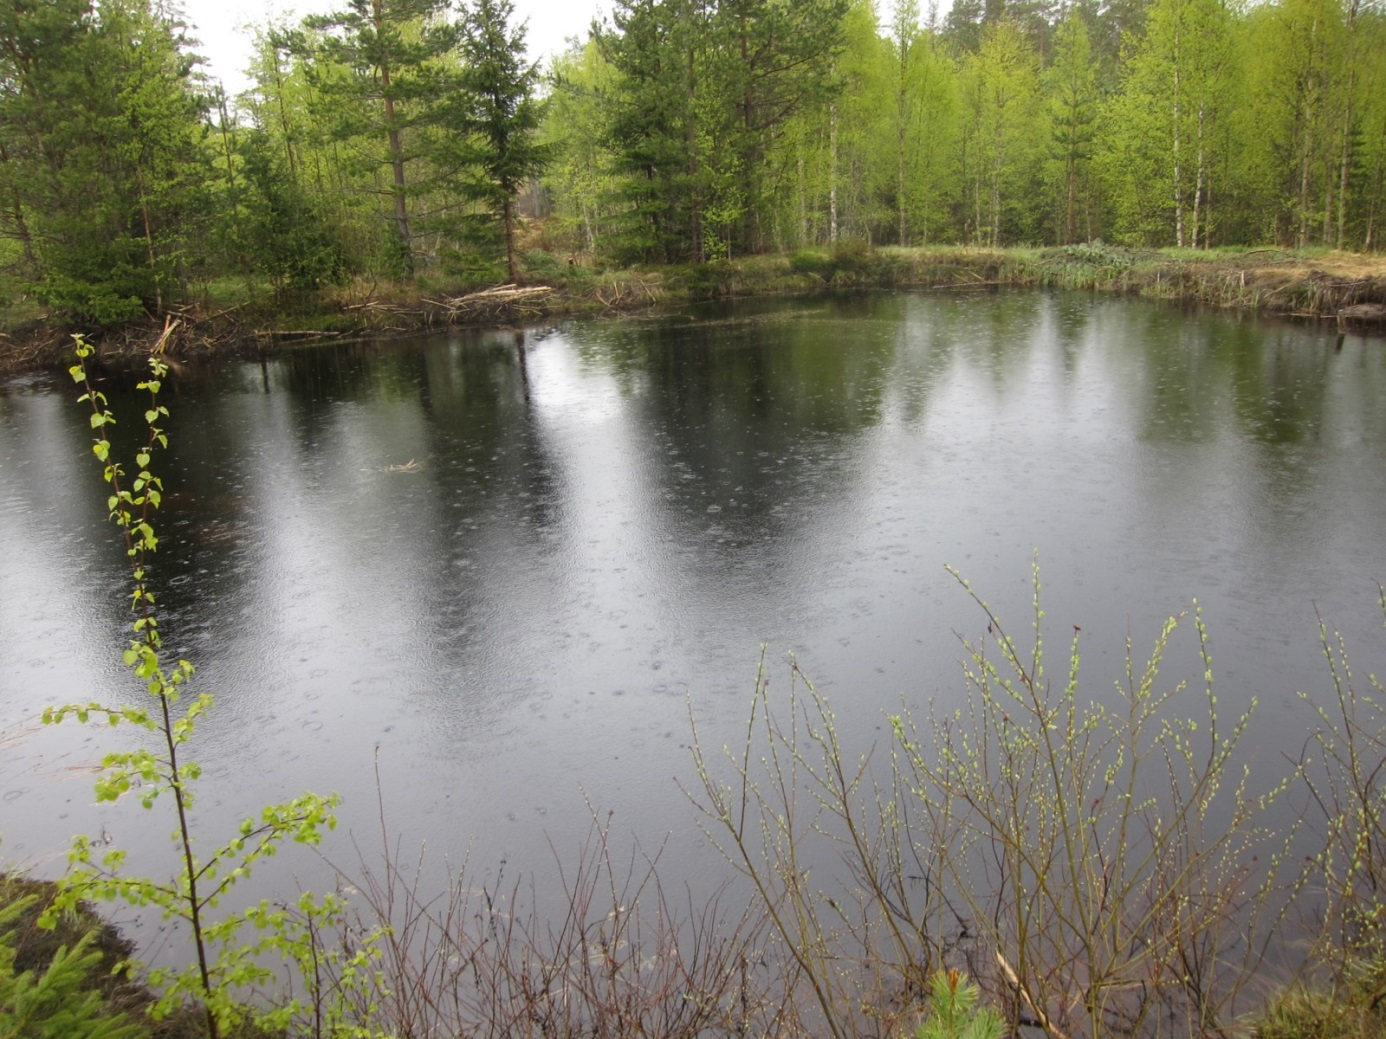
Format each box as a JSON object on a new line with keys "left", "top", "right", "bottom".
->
{"left": 40, "top": 335, "right": 343, "bottom": 1039}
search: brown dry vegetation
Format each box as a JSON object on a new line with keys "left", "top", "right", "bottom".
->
{"left": 1, "top": 246, "right": 1383, "bottom": 376}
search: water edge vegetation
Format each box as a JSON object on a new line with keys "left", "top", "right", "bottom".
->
{"left": 2, "top": 244, "right": 1384, "bottom": 374}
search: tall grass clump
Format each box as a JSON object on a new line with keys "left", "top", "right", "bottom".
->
{"left": 691, "top": 557, "right": 1298, "bottom": 1039}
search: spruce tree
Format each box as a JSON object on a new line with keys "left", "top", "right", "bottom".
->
{"left": 453, "top": 0, "right": 550, "bottom": 282}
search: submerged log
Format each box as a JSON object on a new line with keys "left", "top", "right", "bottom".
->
{"left": 1337, "top": 302, "right": 1386, "bottom": 326}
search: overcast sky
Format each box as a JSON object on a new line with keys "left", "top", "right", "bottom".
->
{"left": 180, "top": 0, "right": 935, "bottom": 100}
{"left": 179, "top": 0, "right": 615, "bottom": 96}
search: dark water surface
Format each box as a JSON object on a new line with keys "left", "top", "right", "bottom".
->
{"left": 3, "top": 290, "right": 1385, "bottom": 935}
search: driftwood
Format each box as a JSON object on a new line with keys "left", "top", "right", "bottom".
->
{"left": 994, "top": 951, "right": 1072, "bottom": 1039}
{"left": 342, "top": 283, "right": 555, "bottom": 327}
{"left": 252, "top": 329, "right": 345, "bottom": 340}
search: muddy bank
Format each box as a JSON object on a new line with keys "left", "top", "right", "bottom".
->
{"left": 3, "top": 246, "right": 1383, "bottom": 374}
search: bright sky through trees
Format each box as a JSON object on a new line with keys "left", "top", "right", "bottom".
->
{"left": 179, "top": 0, "right": 615, "bottom": 93}
{"left": 180, "top": 1, "right": 950, "bottom": 97}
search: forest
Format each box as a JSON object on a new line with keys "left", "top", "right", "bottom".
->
{"left": 0, "top": 0, "right": 1384, "bottom": 327}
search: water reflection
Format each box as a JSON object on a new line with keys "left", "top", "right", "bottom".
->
{"left": 2, "top": 292, "right": 1384, "bottom": 915}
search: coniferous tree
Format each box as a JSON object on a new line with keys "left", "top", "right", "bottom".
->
{"left": 299, "top": 0, "right": 457, "bottom": 277}
{"left": 715, "top": 0, "right": 849, "bottom": 252}
{"left": 238, "top": 128, "right": 349, "bottom": 292}
{"left": 599, "top": 0, "right": 703, "bottom": 262}
{"left": 1045, "top": 9, "right": 1100, "bottom": 243}
{"left": 452, "top": 0, "right": 549, "bottom": 282}
{"left": 0, "top": 0, "right": 210, "bottom": 323}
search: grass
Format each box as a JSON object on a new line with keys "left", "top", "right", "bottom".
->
{"left": 1256, "top": 979, "right": 1386, "bottom": 1039}
{"left": 3, "top": 241, "right": 1383, "bottom": 374}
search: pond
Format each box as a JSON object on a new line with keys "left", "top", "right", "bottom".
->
{"left": 2, "top": 289, "right": 1384, "bottom": 946}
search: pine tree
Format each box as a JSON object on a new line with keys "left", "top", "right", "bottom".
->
{"left": 299, "top": 0, "right": 457, "bottom": 277}
{"left": 599, "top": 0, "right": 704, "bottom": 262}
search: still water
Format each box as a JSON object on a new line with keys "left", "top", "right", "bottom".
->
{"left": 2, "top": 290, "right": 1384, "bottom": 927}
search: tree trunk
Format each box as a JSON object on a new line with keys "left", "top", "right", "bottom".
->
{"left": 1298, "top": 115, "right": 1313, "bottom": 249}
{"left": 271, "top": 47, "right": 299, "bottom": 185}
{"left": 137, "top": 169, "right": 162, "bottom": 315}
{"left": 687, "top": 41, "right": 702, "bottom": 264}
{"left": 1065, "top": 149, "right": 1077, "bottom": 245}
{"left": 1336, "top": 0, "right": 1359, "bottom": 249}
{"left": 382, "top": 89, "right": 412, "bottom": 275}
{"left": 829, "top": 101, "right": 839, "bottom": 243}
{"left": 1337, "top": 102, "right": 1353, "bottom": 249}
{"left": 1173, "top": 59, "right": 1184, "bottom": 248}
{"left": 896, "top": 48, "right": 909, "bottom": 246}
{"left": 504, "top": 194, "right": 517, "bottom": 283}
{"left": 797, "top": 145, "right": 808, "bottom": 246}
{"left": 374, "top": 0, "right": 412, "bottom": 276}
{"left": 0, "top": 143, "right": 36, "bottom": 268}
{"left": 1192, "top": 106, "right": 1205, "bottom": 249}
{"left": 897, "top": 125, "right": 908, "bottom": 246}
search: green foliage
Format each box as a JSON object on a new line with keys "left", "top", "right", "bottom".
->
{"left": 238, "top": 129, "right": 349, "bottom": 293}
{"left": 1, "top": 0, "right": 1383, "bottom": 321}
{"left": 42, "top": 335, "right": 344, "bottom": 1039}
{"left": 957, "top": 18, "right": 1045, "bottom": 247}
{"left": 1044, "top": 11, "right": 1100, "bottom": 245}
{"left": 1256, "top": 971, "right": 1386, "bottom": 1039}
{"left": 597, "top": 0, "right": 848, "bottom": 263}
{"left": 1101, "top": 0, "right": 1236, "bottom": 247}
{"left": 542, "top": 41, "right": 621, "bottom": 257}
{"left": 296, "top": 0, "right": 459, "bottom": 277}
{"left": 0, "top": 891, "right": 142, "bottom": 1039}
{"left": 913, "top": 969, "right": 1006, "bottom": 1039}
{"left": 449, "top": 0, "right": 551, "bottom": 282}
{"left": 690, "top": 558, "right": 1297, "bottom": 1039}
{"left": 0, "top": 0, "right": 213, "bottom": 325}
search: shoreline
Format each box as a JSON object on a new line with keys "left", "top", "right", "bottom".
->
{"left": 3, "top": 245, "right": 1384, "bottom": 375}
